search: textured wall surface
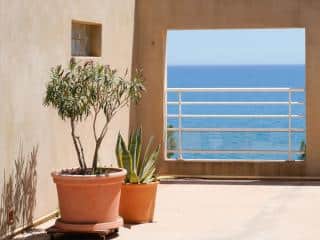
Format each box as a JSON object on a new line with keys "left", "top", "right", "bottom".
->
{"left": 132, "top": 0, "right": 320, "bottom": 176}
{"left": 0, "top": 0, "right": 135, "bottom": 223}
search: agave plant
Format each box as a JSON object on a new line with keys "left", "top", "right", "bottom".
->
{"left": 116, "top": 127, "right": 160, "bottom": 184}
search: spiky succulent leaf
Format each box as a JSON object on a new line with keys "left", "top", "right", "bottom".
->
{"left": 138, "top": 136, "right": 154, "bottom": 177}
{"left": 140, "top": 145, "right": 160, "bottom": 182}
{"left": 129, "top": 127, "right": 142, "bottom": 173}
{"left": 119, "top": 134, "right": 132, "bottom": 181}
{"left": 116, "top": 128, "right": 159, "bottom": 184}
{"left": 116, "top": 133, "right": 124, "bottom": 169}
{"left": 116, "top": 133, "right": 139, "bottom": 183}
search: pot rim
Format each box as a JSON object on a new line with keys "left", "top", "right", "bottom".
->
{"left": 52, "top": 167, "right": 127, "bottom": 180}
{"left": 122, "top": 181, "right": 159, "bottom": 186}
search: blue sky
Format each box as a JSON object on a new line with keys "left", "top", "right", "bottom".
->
{"left": 166, "top": 29, "right": 305, "bottom": 66}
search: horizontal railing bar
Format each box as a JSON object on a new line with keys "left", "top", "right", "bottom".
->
{"left": 167, "top": 88, "right": 305, "bottom": 93}
{"left": 167, "top": 149, "right": 304, "bottom": 154}
{"left": 167, "top": 128, "right": 305, "bottom": 132}
{"left": 167, "top": 101, "right": 304, "bottom": 105}
{"left": 167, "top": 114, "right": 304, "bottom": 118}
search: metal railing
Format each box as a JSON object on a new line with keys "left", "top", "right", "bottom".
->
{"left": 166, "top": 88, "right": 305, "bottom": 161}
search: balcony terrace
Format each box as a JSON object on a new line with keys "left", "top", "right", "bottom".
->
{"left": 15, "top": 180, "right": 320, "bottom": 240}
{"left": 2, "top": 0, "right": 320, "bottom": 239}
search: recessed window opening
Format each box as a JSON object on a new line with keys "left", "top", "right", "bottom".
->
{"left": 71, "top": 20, "right": 102, "bottom": 57}
{"left": 165, "top": 29, "right": 306, "bottom": 161}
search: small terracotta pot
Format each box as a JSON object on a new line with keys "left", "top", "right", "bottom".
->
{"left": 52, "top": 168, "right": 126, "bottom": 231}
{"left": 120, "top": 181, "right": 158, "bottom": 224}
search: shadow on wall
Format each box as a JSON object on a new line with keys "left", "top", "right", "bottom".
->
{"left": 0, "top": 144, "right": 39, "bottom": 239}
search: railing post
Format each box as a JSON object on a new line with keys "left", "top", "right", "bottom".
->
{"left": 288, "top": 89, "right": 293, "bottom": 161}
{"left": 178, "top": 92, "right": 183, "bottom": 160}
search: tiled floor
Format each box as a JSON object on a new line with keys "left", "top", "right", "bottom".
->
{"left": 18, "top": 180, "right": 320, "bottom": 240}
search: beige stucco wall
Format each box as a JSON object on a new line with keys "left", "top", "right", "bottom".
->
{"left": 132, "top": 0, "right": 320, "bottom": 177}
{"left": 0, "top": 0, "right": 135, "bottom": 224}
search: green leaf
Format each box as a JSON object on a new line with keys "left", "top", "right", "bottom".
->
{"left": 115, "top": 133, "right": 124, "bottom": 168}
{"left": 138, "top": 136, "right": 154, "bottom": 177}
{"left": 140, "top": 145, "right": 160, "bottom": 183}
{"left": 129, "top": 127, "right": 142, "bottom": 173}
{"left": 119, "top": 134, "right": 134, "bottom": 181}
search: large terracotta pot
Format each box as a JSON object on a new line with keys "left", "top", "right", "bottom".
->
{"left": 119, "top": 181, "right": 158, "bottom": 224}
{"left": 52, "top": 168, "right": 126, "bottom": 232}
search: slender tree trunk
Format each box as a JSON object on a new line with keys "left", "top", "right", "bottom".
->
{"left": 70, "top": 119, "right": 83, "bottom": 169}
{"left": 92, "top": 138, "right": 102, "bottom": 172}
{"left": 92, "top": 120, "right": 109, "bottom": 172}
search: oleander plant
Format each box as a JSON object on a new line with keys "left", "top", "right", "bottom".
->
{"left": 44, "top": 58, "right": 145, "bottom": 175}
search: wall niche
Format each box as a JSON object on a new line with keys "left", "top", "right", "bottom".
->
{"left": 71, "top": 20, "right": 102, "bottom": 57}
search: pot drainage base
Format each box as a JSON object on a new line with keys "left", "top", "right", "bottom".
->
{"left": 46, "top": 217, "right": 123, "bottom": 240}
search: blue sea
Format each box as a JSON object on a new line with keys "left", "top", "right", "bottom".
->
{"left": 167, "top": 65, "right": 305, "bottom": 161}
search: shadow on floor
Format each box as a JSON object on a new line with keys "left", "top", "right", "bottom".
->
{"left": 160, "top": 178, "right": 320, "bottom": 186}
{"left": 15, "top": 230, "right": 119, "bottom": 240}
{"left": 47, "top": 232, "right": 119, "bottom": 240}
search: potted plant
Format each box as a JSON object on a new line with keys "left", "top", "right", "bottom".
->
{"left": 44, "top": 58, "right": 144, "bottom": 232}
{"left": 116, "top": 127, "right": 160, "bottom": 223}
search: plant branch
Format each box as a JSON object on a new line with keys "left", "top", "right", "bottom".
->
{"left": 99, "top": 122, "right": 109, "bottom": 141}
{"left": 111, "top": 100, "right": 129, "bottom": 119}
{"left": 92, "top": 138, "right": 103, "bottom": 172}
{"left": 92, "top": 98, "right": 129, "bottom": 170}
{"left": 70, "top": 119, "right": 84, "bottom": 169}
{"left": 92, "top": 121, "right": 108, "bottom": 171}
{"left": 92, "top": 108, "right": 99, "bottom": 142}
{"left": 76, "top": 136, "right": 86, "bottom": 169}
